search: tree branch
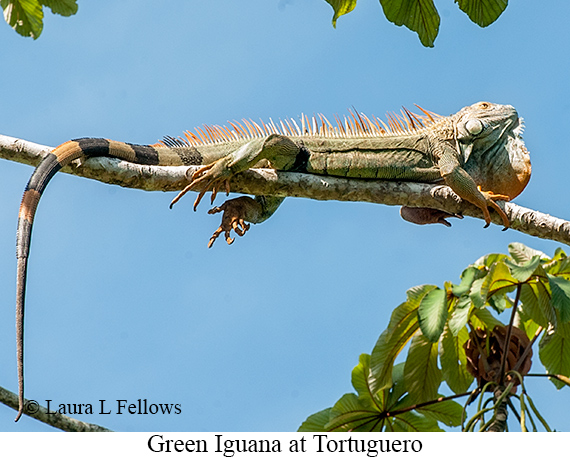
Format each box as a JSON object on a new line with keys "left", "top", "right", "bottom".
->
{"left": 2, "top": 133, "right": 570, "bottom": 245}
{"left": 0, "top": 385, "right": 111, "bottom": 432}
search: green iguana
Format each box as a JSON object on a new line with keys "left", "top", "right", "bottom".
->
{"left": 13, "top": 101, "right": 530, "bottom": 421}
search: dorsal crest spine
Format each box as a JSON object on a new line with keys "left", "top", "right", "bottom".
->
{"left": 161, "top": 106, "right": 443, "bottom": 148}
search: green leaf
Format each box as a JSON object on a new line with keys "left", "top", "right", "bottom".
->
{"left": 547, "top": 275, "right": 570, "bottom": 323}
{"left": 505, "top": 255, "right": 541, "bottom": 283}
{"left": 552, "top": 247, "right": 567, "bottom": 261}
{"left": 416, "top": 398, "right": 464, "bottom": 427}
{"left": 379, "top": 0, "right": 440, "bottom": 47}
{"left": 474, "top": 252, "right": 509, "bottom": 268}
{"left": 517, "top": 310, "right": 542, "bottom": 341}
{"left": 385, "top": 363, "right": 408, "bottom": 410}
{"left": 520, "top": 281, "right": 556, "bottom": 329}
{"left": 418, "top": 287, "right": 448, "bottom": 343}
{"left": 482, "top": 260, "right": 517, "bottom": 300}
{"left": 440, "top": 326, "right": 473, "bottom": 394}
{"left": 469, "top": 277, "right": 486, "bottom": 308}
{"left": 470, "top": 307, "right": 502, "bottom": 330}
{"left": 326, "top": 393, "right": 381, "bottom": 431}
{"left": 370, "top": 285, "right": 433, "bottom": 390}
{"left": 448, "top": 295, "right": 471, "bottom": 335}
{"left": 539, "top": 323, "right": 570, "bottom": 389}
{"left": 452, "top": 266, "right": 483, "bottom": 297}
{"left": 545, "top": 256, "right": 570, "bottom": 277}
{"left": 298, "top": 408, "right": 331, "bottom": 432}
{"left": 324, "top": 0, "right": 357, "bottom": 27}
{"left": 404, "top": 333, "right": 442, "bottom": 403}
{"left": 455, "top": 0, "right": 507, "bottom": 27}
{"left": 2, "top": 0, "right": 43, "bottom": 39}
{"left": 392, "top": 410, "right": 443, "bottom": 432}
{"left": 508, "top": 243, "right": 547, "bottom": 264}
{"left": 40, "top": 0, "right": 77, "bottom": 16}
{"left": 488, "top": 293, "right": 509, "bottom": 314}
{"left": 351, "top": 353, "right": 383, "bottom": 410}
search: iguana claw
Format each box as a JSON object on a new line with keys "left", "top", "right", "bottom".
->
{"left": 169, "top": 162, "right": 232, "bottom": 210}
{"left": 207, "top": 198, "right": 252, "bottom": 248}
{"left": 478, "top": 187, "right": 510, "bottom": 230}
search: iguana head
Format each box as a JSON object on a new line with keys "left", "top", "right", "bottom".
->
{"left": 458, "top": 101, "right": 531, "bottom": 199}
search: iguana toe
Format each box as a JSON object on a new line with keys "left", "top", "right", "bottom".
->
{"left": 479, "top": 188, "right": 510, "bottom": 230}
{"left": 207, "top": 198, "right": 251, "bottom": 248}
{"left": 170, "top": 162, "right": 232, "bottom": 211}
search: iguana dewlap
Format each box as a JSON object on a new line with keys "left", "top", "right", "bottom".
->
{"left": 13, "top": 101, "right": 530, "bottom": 421}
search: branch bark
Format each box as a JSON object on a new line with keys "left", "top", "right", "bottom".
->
{"left": 0, "top": 385, "right": 111, "bottom": 432}
{"left": 2, "top": 133, "right": 570, "bottom": 245}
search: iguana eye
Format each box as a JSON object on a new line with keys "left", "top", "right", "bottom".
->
{"left": 465, "top": 119, "right": 483, "bottom": 135}
{"left": 478, "top": 102, "right": 490, "bottom": 109}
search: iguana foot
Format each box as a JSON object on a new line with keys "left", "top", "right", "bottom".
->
{"left": 478, "top": 187, "right": 510, "bottom": 230}
{"left": 207, "top": 197, "right": 256, "bottom": 248}
{"left": 400, "top": 207, "right": 463, "bottom": 227}
{"left": 169, "top": 160, "right": 232, "bottom": 211}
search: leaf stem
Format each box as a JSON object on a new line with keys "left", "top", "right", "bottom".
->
{"left": 499, "top": 284, "right": 521, "bottom": 385}
{"left": 387, "top": 390, "right": 473, "bottom": 418}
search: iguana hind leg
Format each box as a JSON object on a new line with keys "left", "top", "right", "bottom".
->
{"left": 207, "top": 196, "right": 285, "bottom": 247}
{"left": 400, "top": 207, "right": 463, "bottom": 227}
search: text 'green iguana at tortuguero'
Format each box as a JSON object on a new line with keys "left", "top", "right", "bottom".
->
{"left": 13, "top": 101, "right": 531, "bottom": 420}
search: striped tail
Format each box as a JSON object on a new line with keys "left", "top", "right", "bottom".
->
{"left": 14, "top": 138, "right": 173, "bottom": 421}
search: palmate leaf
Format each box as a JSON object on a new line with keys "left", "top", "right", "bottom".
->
{"left": 2, "top": 0, "right": 77, "bottom": 38}
{"left": 379, "top": 0, "right": 440, "bottom": 47}
{"left": 520, "top": 281, "right": 556, "bottom": 329}
{"left": 452, "top": 266, "right": 484, "bottom": 297}
{"left": 469, "top": 307, "right": 502, "bottom": 331}
{"left": 474, "top": 252, "right": 509, "bottom": 268}
{"left": 403, "top": 333, "right": 442, "bottom": 404}
{"left": 440, "top": 325, "right": 473, "bottom": 394}
{"left": 508, "top": 242, "right": 548, "bottom": 264}
{"left": 469, "top": 277, "right": 486, "bottom": 308}
{"left": 417, "top": 287, "right": 448, "bottom": 343}
{"left": 518, "top": 310, "right": 542, "bottom": 341}
{"left": 505, "top": 255, "right": 542, "bottom": 283}
{"left": 40, "top": 0, "right": 77, "bottom": 17}
{"left": 324, "top": 0, "right": 357, "bottom": 27}
{"left": 326, "top": 393, "right": 384, "bottom": 431}
{"left": 539, "top": 322, "right": 570, "bottom": 389}
{"left": 545, "top": 256, "right": 570, "bottom": 277}
{"left": 351, "top": 353, "right": 384, "bottom": 410}
{"left": 480, "top": 260, "right": 517, "bottom": 308}
{"left": 448, "top": 296, "right": 471, "bottom": 336}
{"left": 415, "top": 398, "right": 464, "bottom": 427}
{"left": 547, "top": 274, "right": 570, "bottom": 323}
{"left": 1, "top": 0, "right": 43, "bottom": 39}
{"left": 298, "top": 408, "right": 332, "bottom": 432}
{"left": 370, "top": 285, "right": 433, "bottom": 390}
{"left": 390, "top": 410, "right": 443, "bottom": 432}
{"left": 455, "top": 0, "right": 508, "bottom": 28}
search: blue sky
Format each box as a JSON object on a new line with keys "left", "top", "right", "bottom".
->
{"left": 0, "top": 1, "right": 569, "bottom": 431}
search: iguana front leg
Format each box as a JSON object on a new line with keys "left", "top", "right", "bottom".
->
{"left": 438, "top": 146, "right": 511, "bottom": 229}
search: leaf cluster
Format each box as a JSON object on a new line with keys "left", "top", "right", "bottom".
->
{"left": 299, "top": 243, "right": 570, "bottom": 432}
{"left": 325, "top": 0, "right": 508, "bottom": 47}
{"left": 1, "top": 0, "right": 77, "bottom": 39}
